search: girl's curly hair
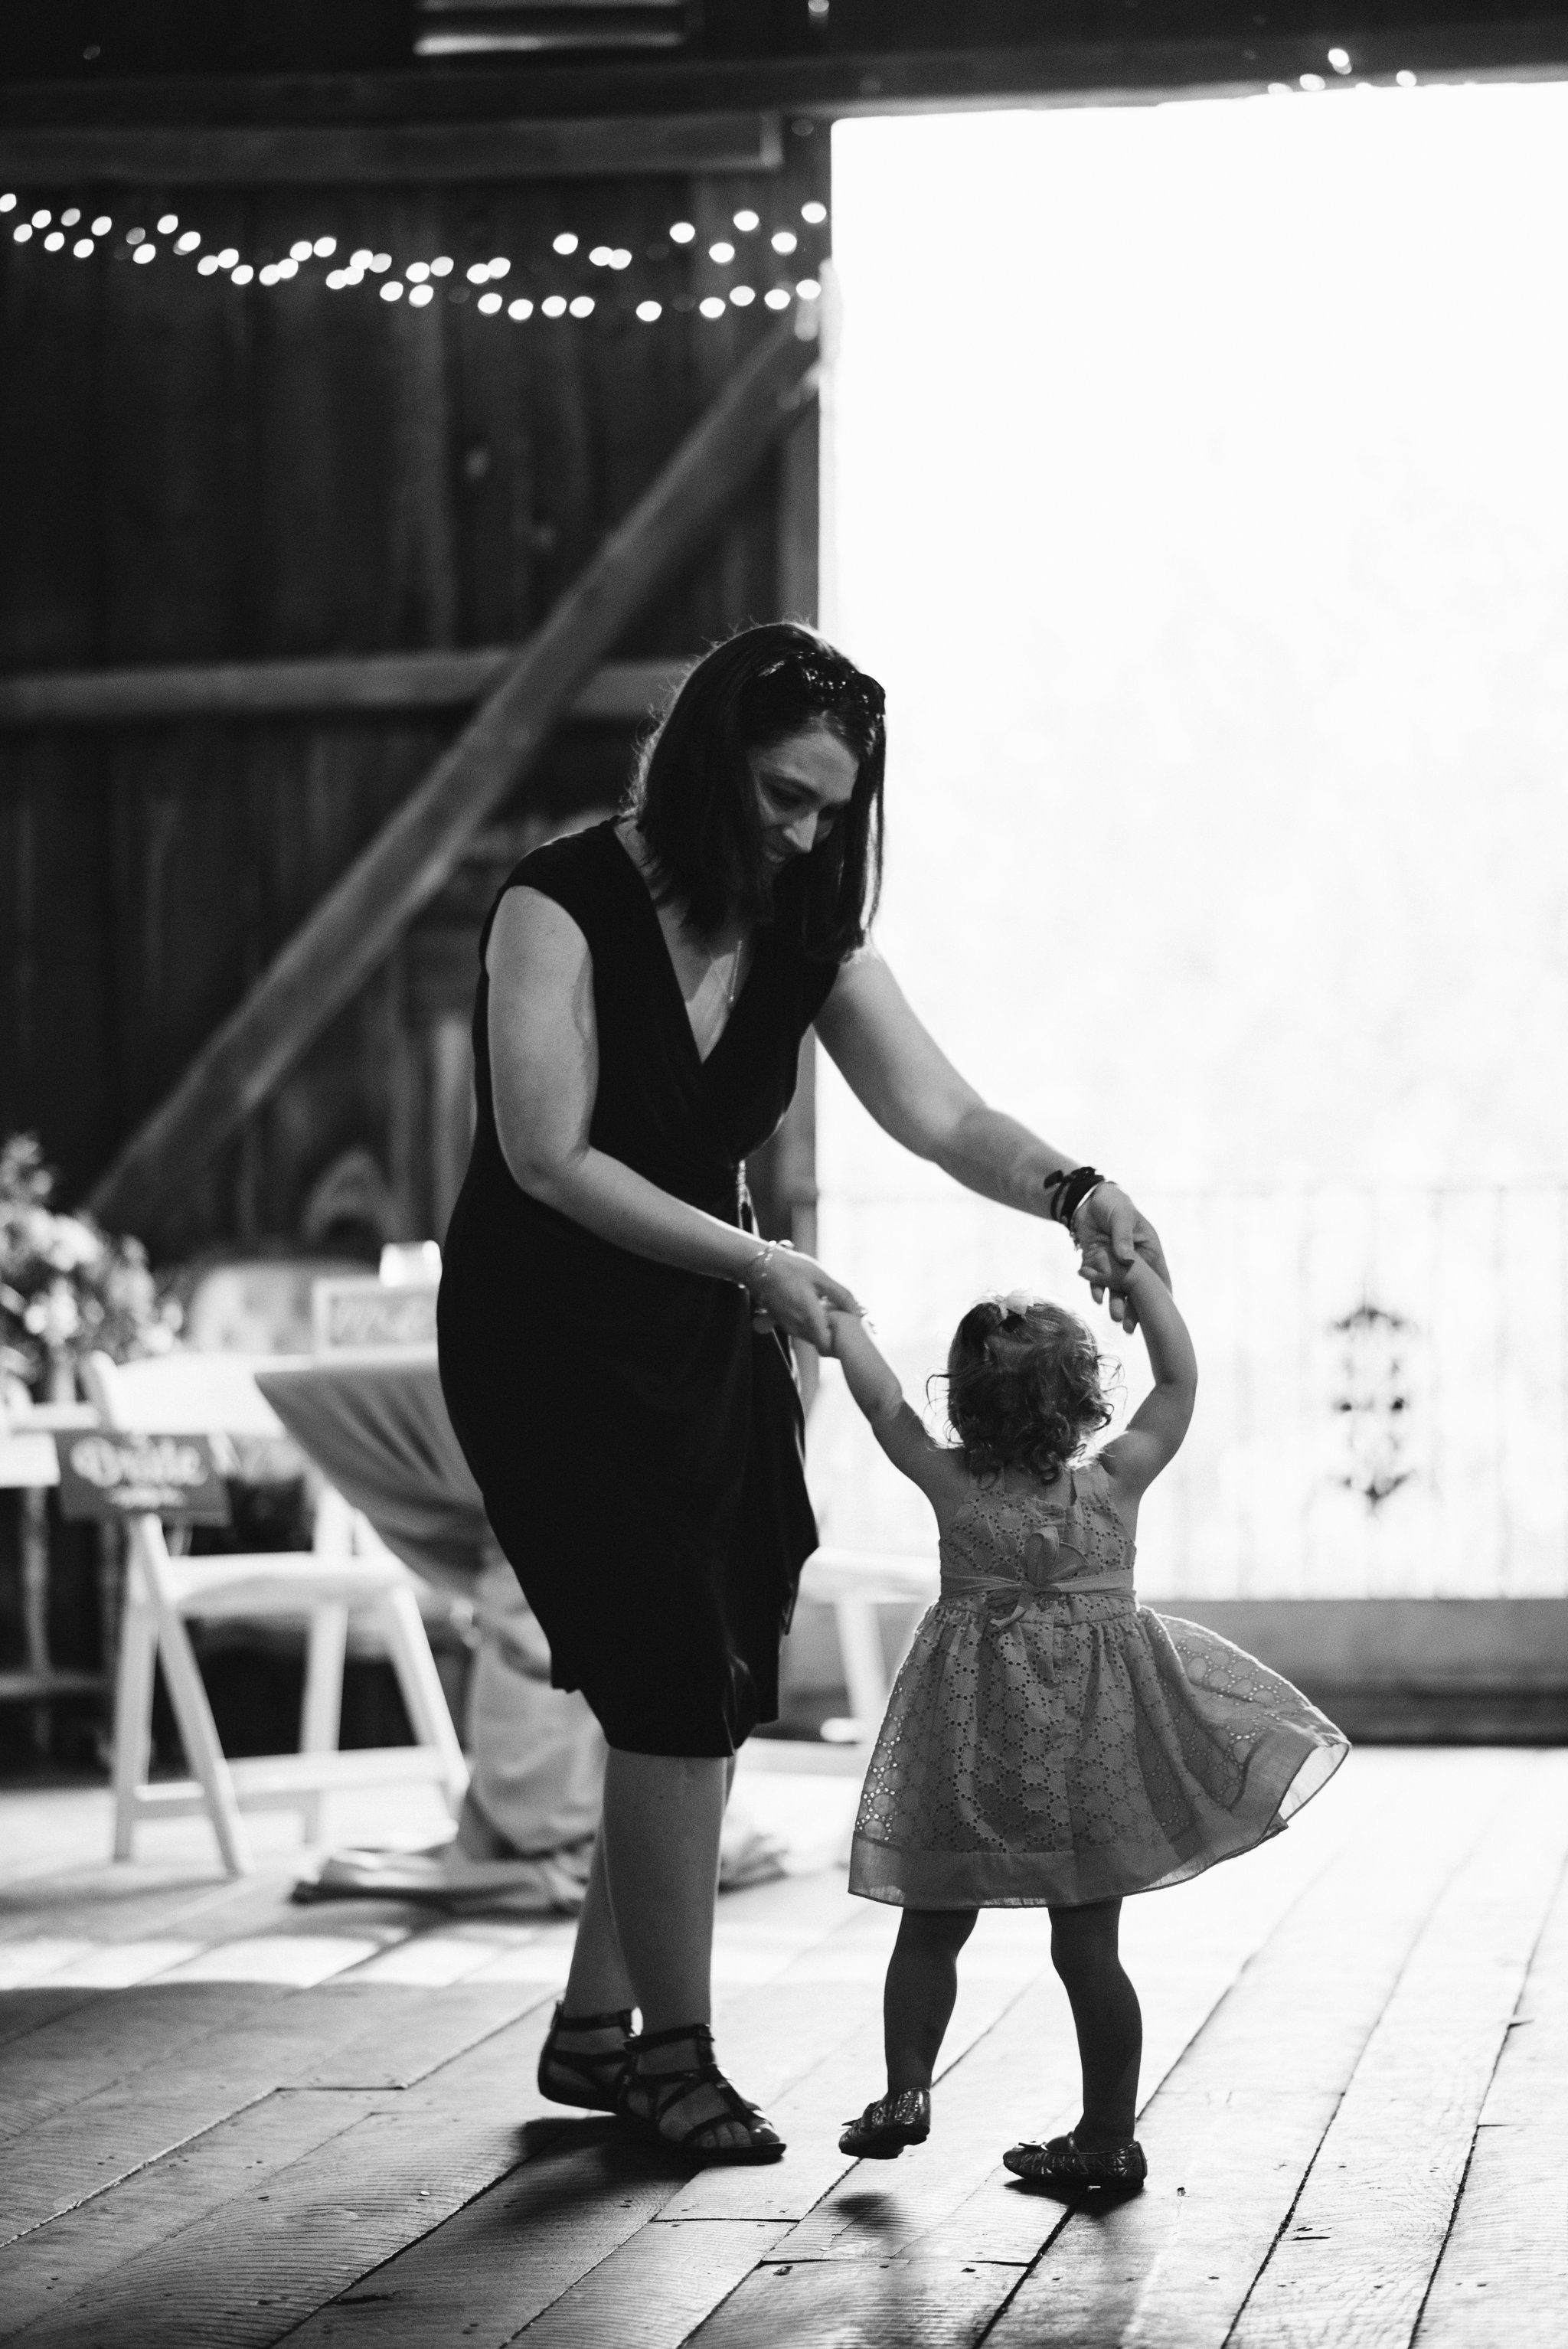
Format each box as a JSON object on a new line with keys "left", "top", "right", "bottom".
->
{"left": 944, "top": 1295, "right": 1114, "bottom": 1486}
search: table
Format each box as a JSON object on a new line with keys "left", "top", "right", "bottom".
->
{"left": 0, "top": 1400, "right": 108, "bottom": 1749}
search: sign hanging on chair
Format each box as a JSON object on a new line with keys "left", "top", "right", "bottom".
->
{"left": 55, "top": 1433, "right": 232, "bottom": 1524}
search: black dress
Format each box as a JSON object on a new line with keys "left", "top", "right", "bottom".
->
{"left": 437, "top": 820, "right": 838, "bottom": 1757}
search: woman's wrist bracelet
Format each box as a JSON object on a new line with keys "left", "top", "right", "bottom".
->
{"left": 1045, "top": 1165, "right": 1110, "bottom": 1231}
{"left": 740, "top": 1239, "right": 791, "bottom": 1295}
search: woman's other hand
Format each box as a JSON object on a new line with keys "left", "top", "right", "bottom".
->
{"left": 745, "top": 1246, "right": 861, "bottom": 1353}
{"left": 1073, "top": 1185, "right": 1171, "bottom": 1331}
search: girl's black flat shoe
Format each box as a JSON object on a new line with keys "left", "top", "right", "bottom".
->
{"left": 617, "top": 2022, "right": 785, "bottom": 2166}
{"left": 1003, "top": 2129, "right": 1147, "bottom": 2191}
{"left": 838, "top": 2087, "right": 931, "bottom": 2159}
{"left": 536, "top": 2001, "right": 634, "bottom": 2113}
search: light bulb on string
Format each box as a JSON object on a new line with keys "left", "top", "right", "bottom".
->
{"left": 12, "top": 224, "right": 32, "bottom": 242}
{"left": 61, "top": 208, "right": 80, "bottom": 227}
{"left": 488, "top": 257, "right": 509, "bottom": 278}
{"left": 709, "top": 240, "right": 735, "bottom": 263}
{"left": 733, "top": 209, "right": 759, "bottom": 232}
{"left": 636, "top": 299, "right": 661, "bottom": 322}
{"left": 801, "top": 201, "right": 827, "bottom": 224}
{"left": 314, "top": 237, "right": 335, "bottom": 257}
{"left": 175, "top": 230, "right": 201, "bottom": 253}
{"left": 569, "top": 294, "right": 594, "bottom": 318}
{"left": 380, "top": 279, "right": 403, "bottom": 302}
{"left": 91, "top": 215, "right": 111, "bottom": 235}
{"left": 430, "top": 256, "right": 453, "bottom": 277}
{"left": 217, "top": 247, "right": 240, "bottom": 269}
{"left": 795, "top": 278, "right": 820, "bottom": 299}
{"left": 477, "top": 291, "right": 502, "bottom": 314}
{"left": 507, "top": 297, "right": 532, "bottom": 320}
{"left": 698, "top": 296, "right": 725, "bottom": 319}
{"left": 289, "top": 240, "right": 312, "bottom": 262}
{"left": 771, "top": 230, "right": 797, "bottom": 255}
{"left": 669, "top": 221, "right": 695, "bottom": 243}
{"left": 764, "top": 287, "right": 790, "bottom": 310}
{"left": 73, "top": 238, "right": 93, "bottom": 258}
{"left": 156, "top": 213, "right": 178, "bottom": 234}
{"left": 542, "top": 295, "right": 567, "bottom": 319}
{"left": 466, "top": 262, "right": 490, "bottom": 285}
{"left": 44, "top": 231, "right": 64, "bottom": 250}
{"left": 231, "top": 263, "right": 253, "bottom": 284}
{"left": 198, "top": 256, "right": 220, "bottom": 276}
{"left": 133, "top": 244, "right": 156, "bottom": 265}
{"left": 408, "top": 284, "right": 434, "bottom": 308}
{"left": 31, "top": 210, "right": 51, "bottom": 228}
{"left": 0, "top": 194, "right": 15, "bottom": 213}
{"left": 406, "top": 261, "right": 430, "bottom": 283}
{"left": 730, "top": 285, "right": 754, "bottom": 307}
{"left": 553, "top": 231, "right": 578, "bottom": 256}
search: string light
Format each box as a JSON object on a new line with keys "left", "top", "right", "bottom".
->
{"left": 0, "top": 188, "right": 831, "bottom": 332}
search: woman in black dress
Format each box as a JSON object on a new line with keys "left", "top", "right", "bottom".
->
{"left": 439, "top": 623, "right": 1166, "bottom": 2162}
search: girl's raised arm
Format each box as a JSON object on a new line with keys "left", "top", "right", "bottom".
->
{"left": 1099, "top": 1259, "right": 1198, "bottom": 1503}
{"left": 827, "top": 1308, "right": 956, "bottom": 1506}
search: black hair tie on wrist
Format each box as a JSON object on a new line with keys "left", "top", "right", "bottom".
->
{"left": 1046, "top": 1165, "right": 1109, "bottom": 1231}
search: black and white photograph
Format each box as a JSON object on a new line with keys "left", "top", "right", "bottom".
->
{"left": 0, "top": 5, "right": 1563, "bottom": 2344}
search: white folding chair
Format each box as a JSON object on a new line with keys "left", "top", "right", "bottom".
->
{"left": 83, "top": 1350, "right": 468, "bottom": 1875}
{"left": 796, "top": 1547, "right": 940, "bottom": 1735}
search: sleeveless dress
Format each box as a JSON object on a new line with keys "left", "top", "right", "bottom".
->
{"left": 849, "top": 1459, "right": 1348, "bottom": 1910}
{"left": 437, "top": 820, "right": 838, "bottom": 1758}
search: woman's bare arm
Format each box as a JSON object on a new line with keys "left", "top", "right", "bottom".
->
{"left": 487, "top": 887, "right": 856, "bottom": 1346}
{"left": 815, "top": 945, "right": 1170, "bottom": 1320}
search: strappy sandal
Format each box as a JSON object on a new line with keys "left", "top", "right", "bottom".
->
{"left": 838, "top": 2086, "right": 930, "bottom": 2159}
{"left": 536, "top": 2001, "right": 634, "bottom": 2113}
{"left": 617, "top": 2022, "right": 785, "bottom": 2166}
{"left": 1003, "top": 2129, "right": 1147, "bottom": 2192}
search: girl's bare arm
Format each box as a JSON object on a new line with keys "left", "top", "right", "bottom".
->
{"left": 826, "top": 1308, "right": 957, "bottom": 1507}
{"left": 1099, "top": 1259, "right": 1198, "bottom": 1501}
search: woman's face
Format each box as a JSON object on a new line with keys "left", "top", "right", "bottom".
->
{"left": 748, "top": 720, "right": 860, "bottom": 867}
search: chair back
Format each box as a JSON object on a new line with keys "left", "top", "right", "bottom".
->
{"left": 82, "top": 1350, "right": 292, "bottom": 1440}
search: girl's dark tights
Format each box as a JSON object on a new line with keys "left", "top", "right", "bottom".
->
{"left": 1051, "top": 1897, "right": 1142, "bottom": 2144}
{"left": 884, "top": 1898, "right": 1142, "bottom": 2143}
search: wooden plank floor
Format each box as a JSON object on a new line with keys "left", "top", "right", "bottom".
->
{"left": 0, "top": 1749, "right": 1563, "bottom": 2347}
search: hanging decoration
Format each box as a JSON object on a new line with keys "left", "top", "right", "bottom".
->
{"left": 0, "top": 190, "right": 829, "bottom": 328}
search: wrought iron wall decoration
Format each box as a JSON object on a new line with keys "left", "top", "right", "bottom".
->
{"left": 1331, "top": 1299, "right": 1416, "bottom": 1511}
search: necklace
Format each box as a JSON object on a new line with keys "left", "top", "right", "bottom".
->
{"left": 709, "top": 937, "right": 745, "bottom": 1011}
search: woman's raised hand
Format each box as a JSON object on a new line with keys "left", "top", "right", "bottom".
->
{"left": 1073, "top": 1185, "right": 1171, "bottom": 1332}
{"left": 744, "top": 1243, "right": 861, "bottom": 1354}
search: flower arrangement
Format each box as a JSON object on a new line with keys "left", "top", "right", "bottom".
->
{"left": 0, "top": 1134, "right": 181, "bottom": 1404}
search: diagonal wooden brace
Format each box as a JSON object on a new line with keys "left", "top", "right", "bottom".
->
{"left": 88, "top": 311, "right": 820, "bottom": 1235}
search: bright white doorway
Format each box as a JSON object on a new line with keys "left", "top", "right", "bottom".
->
{"left": 814, "top": 87, "right": 1568, "bottom": 1596}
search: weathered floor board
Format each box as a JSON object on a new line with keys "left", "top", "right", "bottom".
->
{"left": 0, "top": 1751, "right": 1561, "bottom": 2349}
{"left": 1414, "top": 1816, "right": 1568, "bottom": 2346}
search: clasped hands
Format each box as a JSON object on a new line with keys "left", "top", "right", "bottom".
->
{"left": 746, "top": 1184, "right": 1169, "bottom": 1353}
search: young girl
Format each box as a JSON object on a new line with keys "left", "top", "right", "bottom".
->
{"left": 828, "top": 1261, "right": 1347, "bottom": 2188}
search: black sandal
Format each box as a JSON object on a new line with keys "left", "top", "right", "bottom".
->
{"left": 838, "top": 2086, "right": 930, "bottom": 2159}
{"left": 617, "top": 2023, "right": 785, "bottom": 2166}
{"left": 536, "top": 2001, "right": 634, "bottom": 2113}
{"left": 1002, "top": 2129, "right": 1147, "bottom": 2192}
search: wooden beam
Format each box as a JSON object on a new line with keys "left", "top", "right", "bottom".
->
{"left": 86, "top": 312, "right": 819, "bottom": 1235}
{"left": 0, "top": 653, "right": 688, "bottom": 728}
{"left": 0, "top": 110, "right": 782, "bottom": 185}
{"left": 2, "top": 21, "right": 1564, "bottom": 145}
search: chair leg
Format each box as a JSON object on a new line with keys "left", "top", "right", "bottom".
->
{"left": 151, "top": 1602, "right": 255, "bottom": 1877}
{"left": 110, "top": 1596, "right": 158, "bottom": 1863}
{"left": 379, "top": 1586, "right": 469, "bottom": 1815}
{"left": 297, "top": 1602, "right": 349, "bottom": 1845}
{"left": 834, "top": 1597, "right": 890, "bottom": 1735}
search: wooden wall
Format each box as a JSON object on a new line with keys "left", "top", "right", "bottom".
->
{"left": 0, "top": 133, "right": 828, "bottom": 1262}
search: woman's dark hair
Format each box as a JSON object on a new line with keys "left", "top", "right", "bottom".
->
{"left": 623, "top": 621, "right": 886, "bottom": 959}
{"left": 945, "top": 1296, "right": 1115, "bottom": 1487}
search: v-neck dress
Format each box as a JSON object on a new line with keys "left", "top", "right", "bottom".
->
{"left": 437, "top": 820, "right": 838, "bottom": 1756}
